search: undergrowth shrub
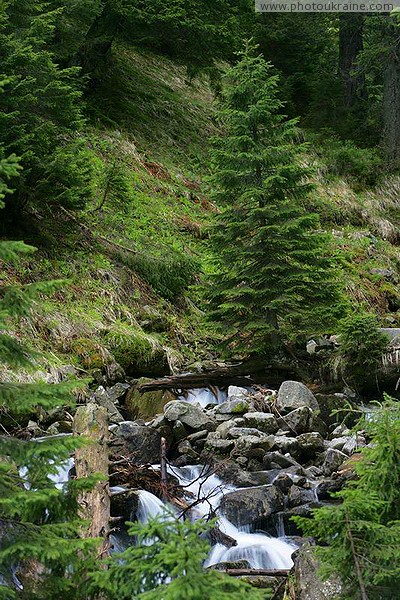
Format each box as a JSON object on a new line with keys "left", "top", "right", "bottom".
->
{"left": 120, "top": 248, "right": 198, "bottom": 301}
{"left": 336, "top": 312, "right": 388, "bottom": 393}
{"left": 104, "top": 322, "right": 167, "bottom": 375}
{"left": 322, "top": 138, "right": 383, "bottom": 188}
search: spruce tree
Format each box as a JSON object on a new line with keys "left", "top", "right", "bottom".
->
{"left": 294, "top": 398, "right": 400, "bottom": 600}
{"left": 0, "top": 0, "right": 95, "bottom": 219}
{"left": 0, "top": 158, "right": 98, "bottom": 598}
{"left": 205, "top": 43, "right": 344, "bottom": 357}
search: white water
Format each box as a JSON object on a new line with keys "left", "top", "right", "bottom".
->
{"left": 178, "top": 387, "right": 227, "bottom": 408}
{"left": 138, "top": 463, "right": 296, "bottom": 570}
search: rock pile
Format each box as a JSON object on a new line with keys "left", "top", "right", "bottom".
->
{"left": 109, "top": 380, "right": 365, "bottom": 536}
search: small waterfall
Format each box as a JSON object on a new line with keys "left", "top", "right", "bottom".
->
{"left": 137, "top": 490, "right": 173, "bottom": 523}
{"left": 139, "top": 463, "right": 297, "bottom": 570}
{"left": 178, "top": 387, "right": 227, "bottom": 408}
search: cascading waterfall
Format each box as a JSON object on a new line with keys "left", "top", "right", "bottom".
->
{"left": 137, "top": 463, "right": 296, "bottom": 570}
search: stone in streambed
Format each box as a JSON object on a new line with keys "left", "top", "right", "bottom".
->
{"left": 227, "top": 427, "right": 265, "bottom": 439}
{"left": 214, "top": 399, "right": 250, "bottom": 415}
{"left": 220, "top": 485, "right": 284, "bottom": 526}
{"left": 164, "top": 401, "right": 215, "bottom": 431}
{"left": 322, "top": 448, "right": 348, "bottom": 476}
{"left": 204, "top": 437, "right": 235, "bottom": 454}
{"left": 296, "top": 432, "right": 325, "bottom": 460}
{"left": 277, "top": 381, "right": 319, "bottom": 413}
{"left": 114, "top": 422, "right": 161, "bottom": 464}
{"left": 243, "top": 412, "right": 279, "bottom": 434}
{"left": 231, "top": 434, "right": 275, "bottom": 458}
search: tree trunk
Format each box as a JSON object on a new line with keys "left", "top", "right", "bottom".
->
{"left": 339, "top": 14, "right": 366, "bottom": 108}
{"left": 383, "top": 21, "right": 400, "bottom": 167}
{"left": 73, "top": 403, "right": 110, "bottom": 557}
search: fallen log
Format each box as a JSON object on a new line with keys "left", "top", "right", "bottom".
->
{"left": 137, "top": 363, "right": 298, "bottom": 393}
{"left": 219, "top": 569, "right": 290, "bottom": 577}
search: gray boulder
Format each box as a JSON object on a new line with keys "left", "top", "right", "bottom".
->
{"left": 214, "top": 399, "right": 250, "bottom": 415}
{"left": 216, "top": 419, "right": 245, "bottom": 438}
{"left": 279, "top": 406, "right": 313, "bottom": 434}
{"left": 114, "top": 422, "right": 161, "bottom": 463}
{"left": 227, "top": 427, "right": 265, "bottom": 439}
{"left": 92, "top": 386, "right": 124, "bottom": 423}
{"left": 277, "top": 381, "right": 319, "bottom": 413}
{"left": 272, "top": 436, "right": 300, "bottom": 457}
{"left": 296, "top": 433, "right": 325, "bottom": 459}
{"left": 177, "top": 440, "right": 198, "bottom": 458}
{"left": 243, "top": 412, "right": 279, "bottom": 434}
{"left": 204, "top": 438, "right": 234, "bottom": 454}
{"left": 231, "top": 434, "right": 275, "bottom": 458}
{"left": 164, "top": 401, "right": 215, "bottom": 431}
{"left": 227, "top": 385, "right": 250, "bottom": 401}
{"left": 323, "top": 448, "right": 348, "bottom": 476}
{"left": 287, "top": 485, "right": 317, "bottom": 508}
{"left": 220, "top": 485, "right": 284, "bottom": 526}
{"left": 263, "top": 451, "right": 300, "bottom": 470}
{"left": 295, "top": 543, "right": 342, "bottom": 600}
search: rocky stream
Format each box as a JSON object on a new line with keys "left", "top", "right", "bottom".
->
{"left": 60, "top": 377, "right": 369, "bottom": 599}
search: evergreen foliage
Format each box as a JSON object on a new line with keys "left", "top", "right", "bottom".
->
{"left": 0, "top": 215, "right": 97, "bottom": 596}
{"left": 294, "top": 397, "right": 400, "bottom": 599}
{"left": 337, "top": 312, "right": 388, "bottom": 392}
{"left": 0, "top": 0, "right": 95, "bottom": 219}
{"left": 204, "top": 43, "right": 345, "bottom": 357}
{"left": 90, "top": 515, "right": 269, "bottom": 600}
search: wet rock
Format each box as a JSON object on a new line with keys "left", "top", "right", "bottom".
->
{"left": 215, "top": 418, "right": 245, "bottom": 438}
{"left": 296, "top": 433, "right": 324, "bottom": 460}
{"left": 114, "top": 422, "right": 161, "bottom": 463}
{"left": 164, "top": 401, "right": 215, "bottom": 431}
{"left": 204, "top": 438, "right": 235, "bottom": 454}
{"left": 214, "top": 399, "right": 250, "bottom": 415}
{"left": 278, "top": 406, "right": 313, "bottom": 434}
{"left": 227, "top": 385, "right": 250, "bottom": 401}
{"left": 272, "top": 436, "right": 300, "bottom": 457}
{"left": 231, "top": 434, "right": 275, "bottom": 458}
{"left": 172, "top": 420, "right": 188, "bottom": 442}
{"left": 227, "top": 427, "right": 264, "bottom": 439}
{"left": 330, "top": 423, "right": 350, "bottom": 438}
{"left": 263, "top": 451, "right": 300, "bottom": 470}
{"left": 328, "top": 435, "right": 357, "bottom": 455}
{"left": 220, "top": 485, "right": 284, "bottom": 526}
{"left": 92, "top": 386, "right": 124, "bottom": 424}
{"left": 125, "top": 381, "right": 175, "bottom": 420}
{"left": 177, "top": 439, "right": 198, "bottom": 458}
{"left": 277, "top": 381, "right": 319, "bottom": 413}
{"left": 287, "top": 485, "right": 317, "bottom": 508}
{"left": 187, "top": 430, "right": 208, "bottom": 443}
{"left": 107, "top": 382, "right": 130, "bottom": 403}
{"left": 304, "top": 465, "right": 323, "bottom": 479}
{"left": 243, "top": 412, "right": 279, "bottom": 434}
{"left": 273, "top": 472, "right": 294, "bottom": 494}
{"left": 322, "top": 448, "right": 348, "bottom": 476}
{"left": 295, "top": 543, "right": 342, "bottom": 599}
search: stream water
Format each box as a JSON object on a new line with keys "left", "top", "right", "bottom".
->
{"left": 133, "top": 387, "right": 297, "bottom": 570}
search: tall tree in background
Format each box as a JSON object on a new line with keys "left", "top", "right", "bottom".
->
{"left": 0, "top": 0, "right": 96, "bottom": 225}
{"left": 204, "top": 43, "right": 344, "bottom": 358}
{"left": 382, "top": 17, "right": 400, "bottom": 166}
{"left": 339, "top": 14, "right": 366, "bottom": 108}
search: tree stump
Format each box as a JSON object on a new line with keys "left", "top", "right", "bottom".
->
{"left": 73, "top": 403, "right": 110, "bottom": 557}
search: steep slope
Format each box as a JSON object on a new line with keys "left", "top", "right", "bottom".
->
{"left": 2, "top": 44, "right": 399, "bottom": 385}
